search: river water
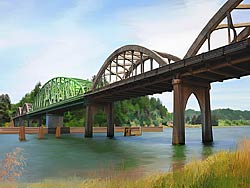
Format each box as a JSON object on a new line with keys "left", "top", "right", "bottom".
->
{"left": 0, "top": 126, "right": 250, "bottom": 182}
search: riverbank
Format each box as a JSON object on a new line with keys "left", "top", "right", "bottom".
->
{"left": 2, "top": 139, "right": 249, "bottom": 188}
{"left": 0, "top": 126, "right": 163, "bottom": 134}
{"left": 164, "top": 124, "right": 250, "bottom": 129}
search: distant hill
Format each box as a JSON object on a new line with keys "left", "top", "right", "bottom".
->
{"left": 212, "top": 108, "right": 250, "bottom": 120}
{"left": 185, "top": 108, "right": 250, "bottom": 126}
{"left": 185, "top": 108, "right": 250, "bottom": 121}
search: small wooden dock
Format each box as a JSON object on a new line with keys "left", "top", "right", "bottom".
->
{"left": 0, "top": 126, "right": 163, "bottom": 134}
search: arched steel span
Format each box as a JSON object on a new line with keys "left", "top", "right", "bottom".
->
{"left": 32, "top": 77, "right": 92, "bottom": 111}
{"left": 92, "top": 45, "right": 181, "bottom": 90}
{"left": 185, "top": 0, "right": 250, "bottom": 58}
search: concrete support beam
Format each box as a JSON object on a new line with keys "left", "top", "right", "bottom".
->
{"left": 201, "top": 87, "right": 213, "bottom": 143}
{"left": 56, "top": 126, "right": 61, "bottom": 138}
{"left": 14, "top": 119, "right": 20, "bottom": 127}
{"left": 38, "top": 116, "right": 43, "bottom": 127}
{"left": 19, "top": 126, "right": 26, "bottom": 141}
{"left": 38, "top": 126, "right": 44, "bottom": 139}
{"left": 46, "top": 114, "right": 63, "bottom": 128}
{"left": 172, "top": 79, "right": 185, "bottom": 145}
{"left": 19, "top": 118, "right": 25, "bottom": 126}
{"left": 105, "top": 103, "right": 114, "bottom": 138}
{"left": 85, "top": 105, "right": 94, "bottom": 137}
{"left": 27, "top": 118, "right": 33, "bottom": 127}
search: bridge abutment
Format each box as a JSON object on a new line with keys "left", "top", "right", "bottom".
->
{"left": 172, "top": 79, "right": 213, "bottom": 145}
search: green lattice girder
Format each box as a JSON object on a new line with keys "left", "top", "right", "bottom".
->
{"left": 32, "top": 77, "right": 92, "bottom": 111}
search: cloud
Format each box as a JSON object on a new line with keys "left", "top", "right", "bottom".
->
{"left": 117, "top": 0, "right": 224, "bottom": 58}
{"left": 2, "top": 0, "right": 107, "bottom": 103}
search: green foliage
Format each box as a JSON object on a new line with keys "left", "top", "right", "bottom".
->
{"left": 64, "top": 109, "right": 85, "bottom": 127}
{"left": 0, "top": 94, "right": 11, "bottom": 126}
{"left": 114, "top": 96, "right": 171, "bottom": 126}
{"left": 218, "top": 119, "right": 250, "bottom": 126}
{"left": 213, "top": 108, "right": 250, "bottom": 120}
{"left": 94, "top": 109, "right": 106, "bottom": 127}
{"left": 16, "top": 82, "right": 41, "bottom": 107}
{"left": 11, "top": 82, "right": 41, "bottom": 117}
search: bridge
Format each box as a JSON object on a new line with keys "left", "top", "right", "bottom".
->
{"left": 14, "top": 0, "right": 250, "bottom": 144}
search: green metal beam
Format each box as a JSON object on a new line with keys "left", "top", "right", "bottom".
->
{"left": 32, "top": 77, "right": 92, "bottom": 111}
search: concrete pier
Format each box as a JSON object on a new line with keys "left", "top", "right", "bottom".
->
{"left": 56, "top": 126, "right": 61, "bottom": 138}
{"left": 38, "top": 126, "right": 44, "bottom": 139}
{"left": 19, "top": 126, "right": 26, "bottom": 141}
{"left": 172, "top": 79, "right": 213, "bottom": 145}
{"left": 105, "top": 103, "right": 114, "bottom": 138}
{"left": 85, "top": 105, "right": 95, "bottom": 137}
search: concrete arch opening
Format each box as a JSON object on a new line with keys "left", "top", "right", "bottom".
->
{"left": 184, "top": 93, "right": 202, "bottom": 142}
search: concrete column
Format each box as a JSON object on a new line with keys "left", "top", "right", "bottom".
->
{"left": 201, "top": 86, "right": 213, "bottom": 143}
{"left": 46, "top": 114, "right": 63, "bottom": 128}
{"left": 27, "top": 118, "right": 33, "bottom": 127}
{"left": 172, "top": 79, "right": 185, "bottom": 145}
{"left": 38, "top": 116, "right": 43, "bottom": 127}
{"left": 14, "top": 119, "right": 19, "bottom": 127}
{"left": 56, "top": 126, "right": 61, "bottom": 138}
{"left": 85, "top": 105, "right": 94, "bottom": 137}
{"left": 105, "top": 103, "right": 114, "bottom": 138}
{"left": 38, "top": 126, "right": 44, "bottom": 139}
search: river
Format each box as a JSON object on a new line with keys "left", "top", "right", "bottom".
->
{"left": 0, "top": 126, "right": 250, "bottom": 182}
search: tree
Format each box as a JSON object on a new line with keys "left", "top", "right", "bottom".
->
{"left": 114, "top": 96, "right": 171, "bottom": 126}
{"left": 16, "top": 82, "right": 41, "bottom": 107}
{"left": 11, "top": 82, "right": 41, "bottom": 117}
{"left": 0, "top": 94, "right": 11, "bottom": 126}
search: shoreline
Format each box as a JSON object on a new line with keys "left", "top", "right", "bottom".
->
{"left": 163, "top": 125, "right": 250, "bottom": 128}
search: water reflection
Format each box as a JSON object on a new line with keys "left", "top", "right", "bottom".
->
{"left": 202, "top": 142, "right": 214, "bottom": 159}
{"left": 171, "top": 145, "right": 186, "bottom": 171}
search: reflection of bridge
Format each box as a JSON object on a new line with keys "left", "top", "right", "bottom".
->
{"left": 14, "top": 0, "right": 250, "bottom": 144}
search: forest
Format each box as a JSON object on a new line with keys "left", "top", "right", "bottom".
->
{"left": 0, "top": 83, "right": 250, "bottom": 127}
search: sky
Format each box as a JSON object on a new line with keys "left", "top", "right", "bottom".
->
{"left": 0, "top": 0, "right": 249, "bottom": 112}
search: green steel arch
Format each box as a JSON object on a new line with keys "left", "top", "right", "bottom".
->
{"left": 32, "top": 77, "right": 92, "bottom": 111}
